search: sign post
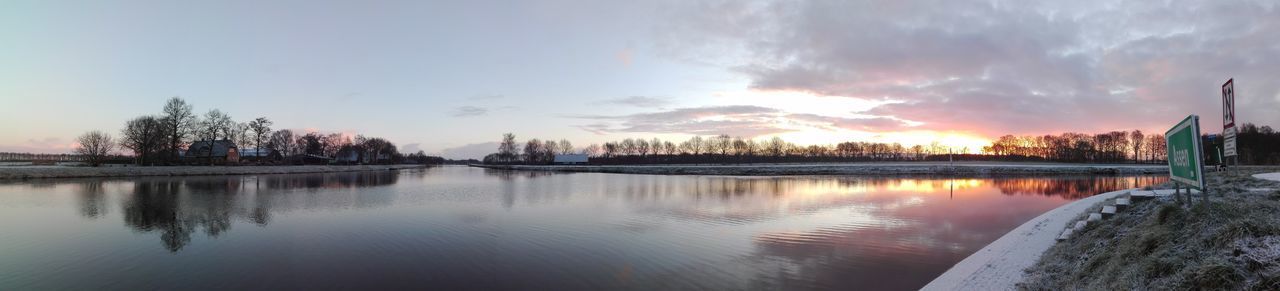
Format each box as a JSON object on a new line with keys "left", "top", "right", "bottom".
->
{"left": 1222, "top": 79, "right": 1237, "bottom": 160}
{"left": 1165, "top": 115, "right": 1207, "bottom": 196}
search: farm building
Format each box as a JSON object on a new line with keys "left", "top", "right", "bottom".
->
{"left": 239, "top": 148, "right": 281, "bottom": 162}
{"left": 553, "top": 154, "right": 589, "bottom": 165}
{"left": 185, "top": 140, "right": 239, "bottom": 164}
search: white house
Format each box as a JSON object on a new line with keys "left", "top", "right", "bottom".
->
{"left": 553, "top": 154, "right": 589, "bottom": 165}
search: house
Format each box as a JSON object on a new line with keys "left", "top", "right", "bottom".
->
{"left": 553, "top": 154, "right": 589, "bottom": 165}
{"left": 335, "top": 148, "right": 393, "bottom": 164}
{"left": 288, "top": 154, "right": 332, "bottom": 165}
{"left": 239, "top": 148, "right": 280, "bottom": 162}
{"left": 185, "top": 140, "right": 239, "bottom": 164}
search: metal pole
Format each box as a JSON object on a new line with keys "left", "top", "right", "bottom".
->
{"left": 1176, "top": 183, "right": 1183, "bottom": 206}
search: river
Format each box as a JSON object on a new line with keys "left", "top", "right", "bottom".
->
{"left": 0, "top": 166, "right": 1166, "bottom": 290}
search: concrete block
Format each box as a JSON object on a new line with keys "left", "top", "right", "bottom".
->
{"left": 1073, "top": 220, "right": 1088, "bottom": 231}
{"left": 1101, "top": 206, "right": 1117, "bottom": 218}
{"left": 1115, "top": 198, "right": 1131, "bottom": 210}
{"left": 1088, "top": 213, "right": 1102, "bottom": 222}
{"left": 1058, "top": 228, "right": 1074, "bottom": 241}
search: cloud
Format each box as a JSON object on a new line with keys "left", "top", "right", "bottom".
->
{"left": 572, "top": 105, "right": 909, "bottom": 137}
{"left": 451, "top": 106, "right": 489, "bottom": 117}
{"left": 595, "top": 96, "right": 672, "bottom": 108}
{"left": 440, "top": 142, "right": 500, "bottom": 160}
{"left": 658, "top": 0, "right": 1280, "bottom": 135}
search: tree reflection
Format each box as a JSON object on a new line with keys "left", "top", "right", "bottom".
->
{"left": 109, "top": 171, "right": 402, "bottom": 252}
{"left": 123, "top": 180, "right": 191, "bottom": 251}
{"left": 76, "top": 180, "right": 108, "bottom": 218}
{"left": 991, "top": 175, "right": 1168, "bottom": 199}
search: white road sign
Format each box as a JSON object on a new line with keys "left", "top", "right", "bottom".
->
{"left": 1222, "top": 79, "right": 1237, "bottom": 157}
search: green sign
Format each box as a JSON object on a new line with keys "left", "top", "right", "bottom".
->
{"left": 1165, "top": 115, "right": 1206, "bottom": 190}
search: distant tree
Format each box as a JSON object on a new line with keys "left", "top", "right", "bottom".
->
{"left": 583, "top": 144, "right": 601, "bottom": 157}
{"left": 768, "top": 137, "right": 785, "bottom": 157}
{"left": 268, "top": 129, "right": 295, "bottom": 156}
{"left": 232, "top": 122, "right": 253, "bottom": 148}
{"left": 296, "top": 133, "right": 325, "bottom": 156}
{"left": 160, "top": 97, "right": 196, "bottom": 162}
{"left": 196, "top": 110, "right": 234, "bottom": 165}
{"left": 524, "top": 139, "right": 543, "bottom": 163}
{"left": 603, "top": 142, "right": 618, "bottom": 157}
{"left": 1130, "top": 130, "right": 1144, "bottom": 163}
{"left": 498, "top": 133, "right": 518, "bottom": 163}
{"left": 120, "top": 116, "right": 165, "bottom": 165}
{"left": 558, "top": 139, "right": 573, "bottom": 155}
{"left": 636, "top": 139, "right": 650, "bottom": 157}
{"left": 76, "top": 130, "right": 116, "bottom": 167}
{"left": 248, "top": 117, "right": 273, "bottom": 150}
{"left": 620, "top": 138, "right": 637, "bottom": 156}
{"left": 543, "top": 139, "right": 558, "bottom": 161}
{"left": 360, "top": 137, "right": 393, "bottom": 164}
{"left": 732, "top": 137, "right": 748, "bottom": 156}
{"left": 686, "top": 136, "right": 704, "bottom": 155}
{"left": 323, "top": 133, "right": 350, "bottom": 157}
{"left": 714, "top": 134, "right": 732, "bottom": 155}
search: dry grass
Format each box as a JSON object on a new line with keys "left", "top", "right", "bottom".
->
{"left": 1019, "top": 167, "right": 1280, "bottom": 290}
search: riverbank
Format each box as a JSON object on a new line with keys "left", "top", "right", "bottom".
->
{"left": 472, "top": 162, "right": 1168, "bottom": 176}
{"left": 921, "top": 187, "right": 1139, "bottom": 290}
{"left": 1018, "top": 168, "right": 1280, "bottom": 290}
{"left": 0, "top": 164, "right": 427, "bottom": 180}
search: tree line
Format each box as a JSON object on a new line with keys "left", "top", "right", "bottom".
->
{"left": 485, "top": 133, "right": 996, "bottom": 165}
{"left": 483, "top": 126, "right": 1278, "bottom": 165}
{"left": 75, "top": 97, "right": 443, "bottom": 166}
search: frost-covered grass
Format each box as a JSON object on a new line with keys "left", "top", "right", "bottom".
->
{"left": 1019, "top": 167, "right": 1280, "bottom": 290}
{"left": 0, "top": 164, "right": 426, "bottom": 180}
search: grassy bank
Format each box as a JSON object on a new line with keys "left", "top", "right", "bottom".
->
{"left": 1019, "top": 168, "right": 1280, "bottom": 290}
{"left": 0, "top": 164, "right": 427, "bottom": 180}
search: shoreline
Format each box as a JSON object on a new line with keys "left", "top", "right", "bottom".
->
{"left": 0, "top": 164, "right": 428, "bottom": 180}
{"left": 921, "top": 187, "right": 1136, "bottom": 290}
{"left": 471, "top": 162, "right": 1168, "bottom": 176}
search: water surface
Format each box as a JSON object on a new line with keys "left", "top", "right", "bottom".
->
{"left": 0, "top": 166, "right": 1165, "bottom": 290}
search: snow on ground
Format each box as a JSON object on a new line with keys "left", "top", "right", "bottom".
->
{"left": 921, "top": 188, "right": 1135, "bottom": 291}
{"left": 476, "top": 162, "right": 1167, "bottom": 176}
{"left": 1253, "top": 172, "right": 1280, "bottom": 182}
{"left": 0, "top": 165, "right": 425, "bottom": 180}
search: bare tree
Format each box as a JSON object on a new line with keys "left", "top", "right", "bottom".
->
{"left": 268, "top": 129, "right": 295, "bottom": 156}
{"left": 498, "top": 133, "right": 518, "bottom": 163}
{"left": 194, "top": 110, "right": 235, "bottom": 165}
{"left": 558, "top": 139, "right": 573, "bottom": 155}
{"left": 160, "top": 97, "right": 196, "bottom": 162}
{"left": 714, "top": 134, "right": 732, "bottom": 155}
{"left": 120, "top": 116, "right": 165, "bottom": 165}
{"left": 768, "top": 136, "right": 785, "bottom": 157}
{"left": 248, "top": 117, "right": 273, "bottom": 150}
{"left": 1130, "top": 130, "right": 1144, "bottom": 163}
{"left": 620, "top": 138, "right": 637, "bottom": 156}
{"left": 524, "top": 139, "right": 543, "bottom": 163}
{"left": 582, "top": 144, "right": 601, "bottom": 157}
{"left": 543, "top": 139, "right": 558, "bottom": 161}
{"left": 232, "top": 122, "right": 253, "bottom": 147}
{"left": 323, "top": 133, "right": 350, "bottom": 157}
{"left": 76, "top": 131, "right": 116, "bottom": 167}
{"left": 636, "top": 139, "right": 650, "bottom": 157}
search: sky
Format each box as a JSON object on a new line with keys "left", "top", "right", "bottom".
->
{"left": 1, "top": 0, "right": 1278, "bottom": 159}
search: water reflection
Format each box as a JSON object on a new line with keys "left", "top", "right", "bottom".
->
{"left": 76, "top": 171, "right": 403, "bottom": 251}
{"left": 0, "top": 167, "right": 1168, "bottom": 290}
